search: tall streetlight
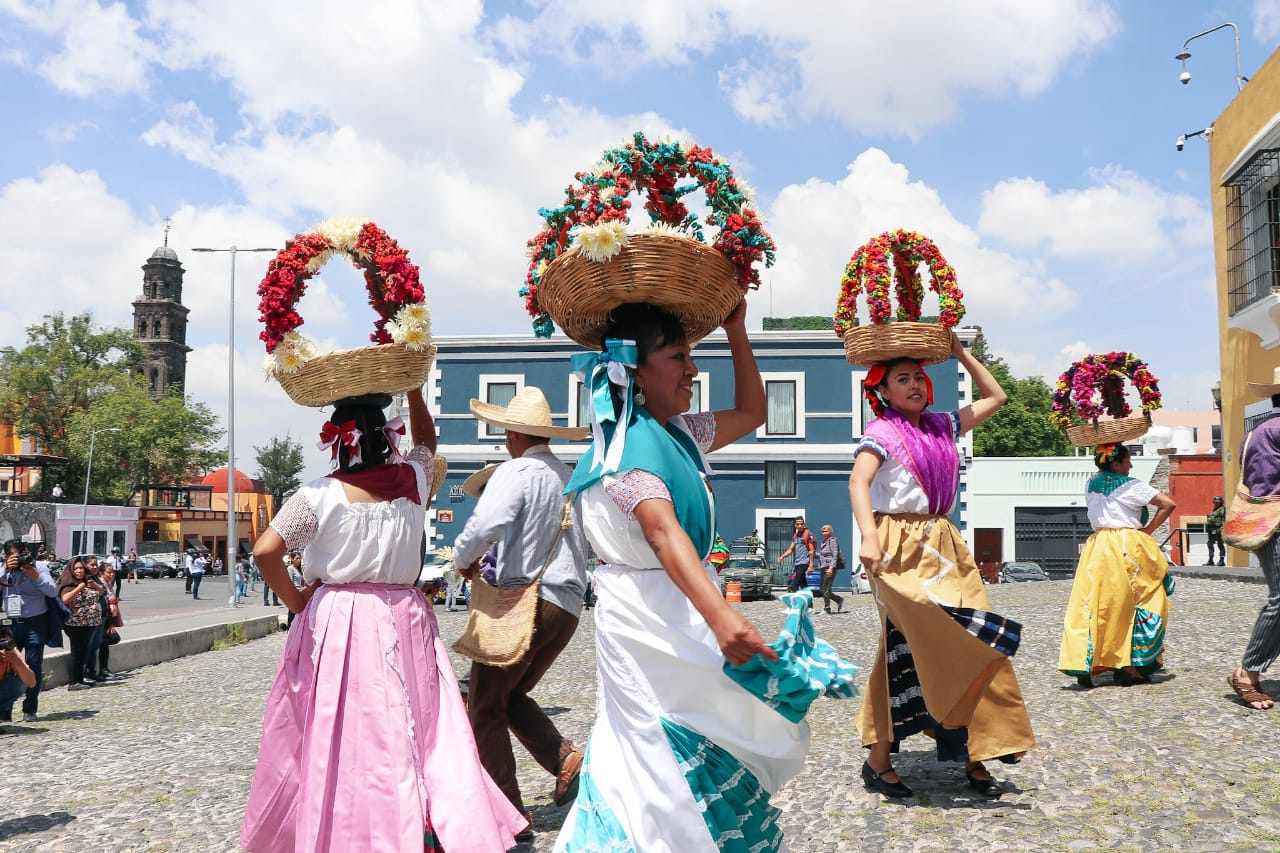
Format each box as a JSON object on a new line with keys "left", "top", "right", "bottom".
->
{"left": 80, "top": 427, "right": 122, "bottom": 555}
{"left": 191, "top": 245, "right": 276, "bottom": 606}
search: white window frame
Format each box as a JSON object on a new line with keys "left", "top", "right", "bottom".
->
{"left": 850, "top": 369, "right": 868, "bottom": 437}
{"left": 686, "top": 373, "right": 709, "bottom": 415}
{"left": 756, "top": 371, "right": 806, "bottom": 439}
{"left": 477, "top": 374, "right": 525, "bottom": 439}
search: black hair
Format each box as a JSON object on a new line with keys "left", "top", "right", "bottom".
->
{"left": 329, "top": 394, "right": 395, "bottom": 473}
{"left": 1093, "top": 443, "right": 1131, "bottom": 471}
{"left": 604, "top": 303, "right": 687, "bottom": 367}
{"left": 875, "top": 357, "right": 926, "bottom": 390}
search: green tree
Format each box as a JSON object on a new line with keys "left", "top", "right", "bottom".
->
{"left": 0, "top": 311, "right": 223, "bottom": 500}
{"left": 970, "top": 333, "right": 1073, "bottom": 457}
{"left": 254, "top": 435, "right": 305, "bottom": 507}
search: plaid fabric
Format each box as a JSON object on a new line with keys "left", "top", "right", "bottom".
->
{"left": 939, "top": 606, "right": 1022, "bottom": 658}
{"left": 884, "top": 620, "right": 932, "bottom": 744}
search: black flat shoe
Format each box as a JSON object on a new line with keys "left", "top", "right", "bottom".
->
{"left": 965, "top": 767, "right": 1003, "bottom": 798}
{"left": 1116, "top": 670, "right": 1151, "bottom": 687}
{"left": 1076, "top": 674, "right": 1093, "bottom": 689}
{"left": 861, "top": 761, "right": 913, "bottom": 798}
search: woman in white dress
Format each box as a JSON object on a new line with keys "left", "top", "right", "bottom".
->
{"left": 554, "top": 301, "right": 809, "bottom": 853}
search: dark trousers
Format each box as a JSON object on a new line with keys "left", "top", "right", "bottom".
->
{"left": 86, "top": 622, "right": 105, "bottom": 679}
{"left": 788, "top": 563, "right": 810, "bottom": 592}
{"left": 468, "top": 597, "right": 579, "bottom": 813}
{"left": 1243, "top": 535, "right": 1280, "bottom": 672}
{"left": 2, "top": 617, "right": 47, "bottom": 715}
{"left": 98, "top": 633, "right": 112, "bottom": 673}
{"left": 1207, "top": 532, "right": 1226, "bottom": 565}
{"left": 64, "top": 625, "right": 97, "bottom": 685}
{"left": 818, "top": 569, "right": 844, "bottom": 612}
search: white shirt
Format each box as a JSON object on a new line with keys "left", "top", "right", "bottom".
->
{"left": 453, "top": 444, "right": 588, "bottom": 617}
{"left": 1087, "top": 478, "right": 1157, "bottom": 529}
{"left": 190, "top": 556, "right": 207, "bottom": 574}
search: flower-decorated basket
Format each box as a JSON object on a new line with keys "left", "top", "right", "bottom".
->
{"left": 257, "top": 218, "right": 435, "bottom": 408}
{"left": 1050, "top": 352, "right": 1162, "bottom": 446}
{"left": 833, "top": 229, "right": 965, "bottom": 367}
{"left": 523, "top": 132, "right": 774, "bottom": 349}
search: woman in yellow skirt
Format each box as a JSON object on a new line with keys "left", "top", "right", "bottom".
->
{"left": 850, "top": 333, "right": 1035, "bottom": 800}
{"left": 1058, "top": 443, "right": 1175, "bottom": 688}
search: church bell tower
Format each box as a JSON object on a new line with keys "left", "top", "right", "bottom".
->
{"left": 133, "top": 221, "right": 192, "bottom": 398}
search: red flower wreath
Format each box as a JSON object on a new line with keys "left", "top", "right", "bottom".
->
{"left": 833, "top": 229, "right": 965, "bottom": 336}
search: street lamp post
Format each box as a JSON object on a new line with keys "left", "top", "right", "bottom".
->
{"left": 80, "top": 427, "right": 122, "bottom": 555}
{"left": 1176, "top": 22, "right": 1248, "bottom": 91}
{"left": 191, "top": 245, "right": 276, "bottom": 606}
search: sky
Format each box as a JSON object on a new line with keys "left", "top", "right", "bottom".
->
{"left": 1, "top": 0, "right": 1278, "bottom": 483}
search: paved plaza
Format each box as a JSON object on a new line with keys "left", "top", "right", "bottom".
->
{"left": 3, "top": 577, "right": 1279, "bottom": 852}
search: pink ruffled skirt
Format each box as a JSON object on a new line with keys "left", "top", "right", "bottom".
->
{"left": 241, "top": 583, "right": 525, "bottom": 852}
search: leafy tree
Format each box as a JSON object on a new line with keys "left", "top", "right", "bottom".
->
{"left": 254, "top": 435, "right": 305, "bottom": 506}
{"left": 0, "top": 311, "right": 223, "bottom": 500}
{"left": 970, "top": 332, "right": 1073, "bottom": 457}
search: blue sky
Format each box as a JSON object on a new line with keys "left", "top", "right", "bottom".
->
{"left": 1, "top": 0, "right": 1277, "bottom": 481}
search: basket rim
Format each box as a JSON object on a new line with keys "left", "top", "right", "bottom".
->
{"left": 842, "top": 322, "right": 952, "bottom": 367}
{"left": 274, "top": 343, "right": 436, "bottom": 408}
{"left": 1064, "top": 412, "right": 1152, "bottom": 446}
{"left": 537, "top": 232, "right": 742, "bottom": 350}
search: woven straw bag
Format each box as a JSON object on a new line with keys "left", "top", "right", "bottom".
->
{"left": 1223, "top": 431, "right": 1280, "bottom": 551}
{"left": 1065, "top": 413, "right": 1151, "bottom": 447}
{"left": 451, "top": 498, "right": 573, "bottom": 667}
{"left": 842, "top": 322, "right": 951, "bottom": 367}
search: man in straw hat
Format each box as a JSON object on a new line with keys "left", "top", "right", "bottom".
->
{"left": 1227, "top": 368, "right": 1280, "bottom": 710}
{"left": 452, "top": 386, "right": 591, "bottom": 830}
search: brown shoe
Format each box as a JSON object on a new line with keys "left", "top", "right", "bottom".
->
{"left": 554, "top": 747, "right": 584, "bottom": 806}
{"left": 515, "top": 811, "right": 534, "bottom": 843}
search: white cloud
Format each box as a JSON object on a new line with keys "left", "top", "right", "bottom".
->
{"left": 1255, "top": 0, "right": 1280, "bottom": 42}
{"left": 976, "top": 166, "right": 1211, "bottom": 260}
{"left": 496, "top": 0, "right": 1118, "bottom": 137}
{"left": 3, "top": 0, "right": 151, "bottom": 95}
{"left": 43, "top": 119, "right": 99, "bottom": 144}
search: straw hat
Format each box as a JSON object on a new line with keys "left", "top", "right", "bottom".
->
{"left": 469, "top": 387, "right": 588, "bottom": 439}
{"left": 1248, "top": 365, "right": 1280, "bottom": 398}
{"left": 462, "top": 462, "right": 502, "bottom": 499}
{"left": 430, "top": 454, "right": 448, "bottom": 500}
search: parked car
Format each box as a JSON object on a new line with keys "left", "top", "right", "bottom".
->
{"left": 851, "top": 564, "right": 872, "bottom": 594}
{"left": 721, "top": 555, "right": 772, "bottom": 601}
{"left": 131, "top": 557, "right": 180, "bottom": 579}
{"left": 999, "top": 561, "right": 1050, "bottom": 583}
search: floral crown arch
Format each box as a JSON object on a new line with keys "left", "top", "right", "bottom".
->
{"left": 521, "top": 131, "right": 776, "bottom": 348}
{"left": 1050, "top": 351, "right": 1163, "bottom": 446}
{"left": 257, "top": 217, "right": 435, "bottom": 408}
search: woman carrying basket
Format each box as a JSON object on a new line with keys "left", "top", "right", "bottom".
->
{"left": 850, "top": 333, "right": 1035, "bottom": 798}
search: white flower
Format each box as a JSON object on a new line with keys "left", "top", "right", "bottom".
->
{"left": 305, "top": 248, "right": 336, "bottom": 274}
{"left": 280, "top": 331, "right": 318, "bottom": 359}
{"left": 645, "top": 222, "right": 690, "bottom": 239}
{"left": 597, "top": 185, "right": 615, "bottom": 203}
{"left": 734, "top": 177, "right": 756, "bottom": 209}
{"left": 383, "top": 320, "right": 403, "bottom": 342}
{"left": 397, "top": 324, "right": 431, "bottom": 351}
{"left": 589, "top": 161, "right": 612, "bottom": 178}
{"left": 396, "top": 301, "right": 431, "bottom": 328}
{"left": 269, "top": 346, "right": 307, "bottom": 375}
{"left": 574, "top": 221, "right": 629, "bottom": 262}
{"left": 311, "top": 217, "right": 367, "bottom": 252}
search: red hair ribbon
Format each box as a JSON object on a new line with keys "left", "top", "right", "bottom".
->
{"left": 382, "top": 416, "right": 406, "bottom": 460}
{"left": 318, "top": 419, "right": 363, "bottom": 469}
{"left": 861, "top": 362, "right": 933, "bottom": 417}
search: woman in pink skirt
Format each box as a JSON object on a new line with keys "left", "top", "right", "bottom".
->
{"left": 242, "top": 387, "right": 525, "bottom": 852}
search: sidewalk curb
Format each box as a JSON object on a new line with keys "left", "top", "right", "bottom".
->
{"left": 40, "top": 614, "right": 284, "bottom": 689}
{"left": 1167, "top": 565, "right": 1265, "bottom": 584}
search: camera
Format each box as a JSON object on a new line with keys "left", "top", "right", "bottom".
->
{"left": 16, "top": 550, "right": 34, "bottom": 567}
{"left": 1180, "top": 70, "right": 1191, "bottom": 85}
{"left": 0, "top": 619, "right": 14, "bottom": 652}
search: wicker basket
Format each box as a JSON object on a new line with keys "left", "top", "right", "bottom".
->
{"left": 1065, "top": 413, "right": 1152, "bottom": 446}
{"left": 842, "top": 322, "right": 952, "bottom": 367}
{"left": 537, "top": 232, "right": 742, "bottom": 349}
{"left": 275, "top": 343, "right": 436, "bottom": 408}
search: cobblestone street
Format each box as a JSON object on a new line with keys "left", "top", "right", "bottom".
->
{"left": 4, "top": 578, "right": 1279, "bottom": 852}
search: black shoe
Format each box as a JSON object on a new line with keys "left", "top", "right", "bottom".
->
{"left": 1076, "top": 674, "right": 1093, "bottom": 689}
{"left": 1117, "top": 669, "right": 1151, "bottom": 687}
{"left": 861, "top": 761, "right": 912, "bottom": 797}
{"left": 965, "top": 766, "right": 1003, "bottom": 798}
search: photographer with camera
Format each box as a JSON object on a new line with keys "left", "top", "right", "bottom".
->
{"left": 1, "top": 540, "right": 60, "bottom": 723}
{"left": 0, "top": 619, "right": 37, "bottom": 733}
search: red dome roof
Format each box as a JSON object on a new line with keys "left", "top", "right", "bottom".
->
{"left": 201, "top": 467, "right": 257, "bottom": 493}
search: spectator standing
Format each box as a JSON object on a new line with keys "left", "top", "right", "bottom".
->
{"left": 284, "top": 552, "right": 304, "bottom": 628}
{"left": 816, "top": 524, "right": 845, "bottom": 615}
{"left": 262, "top": 555, "right": 281, "bottom": 607}
{"left": 127, "top": 547, "right": 140, "bottom": 584}
{"left": 107, "top": 548, "right": 124, "bottom": 597}
{"left": 57, "top": 559, "right": 102, "bottom": 691}
{"left": 234, "top": 557, "right": 249, "bottom": 607}
{"left": 1206, "top": 496, "right": 1226, "bottom": 567}
{"left": 0, "top": 542, "right": 61, "bottom": 722}
{"left": 51, "top": 483, "right": 63, "bottom": 499}
{"left": 0, "top": 628, "right": 37, "bottom": 733}
{"left": 83, "top": 558, "right": 110, "bottom": 683}
{"left": 776, "top": 516, "right": 817, "bottom": 592}
{"left": 94, "top": 565, "right": 122, "bottom": 679}
{"left": 212, "top": 557, "right": 223, "bottom": 576}
{"left": 189, "top": 552, "right": 207, "bottom": 600}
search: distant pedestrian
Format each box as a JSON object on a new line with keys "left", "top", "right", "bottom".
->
{"left": 1227, "top": 372, "right": 1280, "bottom": 711}
{"left": 776, "top": 516, "right": 816, "bottom": 592}
{"left": 50, "top": 483, "right": 63, "bottom": 499}
{"left": 234, "top": 558, "right": 249, "bottom": 607}
{"left": 815, "top": 524, "right": 845, "bottom": 615}
{"left": 1206, "top": 496, "right": 1226, "bottom": 566}
{"left": 189, "top": 552, "right": 207, "bottom": 599}
{"left": 262, "top": 555, "right": 280, "bottom": 607}
{"left": 127, "top": 547, "right": 140, "bottom": 583}
{"left": 56, "top": 558, "right": 103, "bottom": 691}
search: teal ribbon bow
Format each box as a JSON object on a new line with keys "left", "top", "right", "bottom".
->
{"left": 569, "top": 338, "right": 639, "bottom": 476}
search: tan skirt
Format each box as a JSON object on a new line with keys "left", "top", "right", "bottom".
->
{"left": 856, "top": 513, "right": 1036, "bottom": 763}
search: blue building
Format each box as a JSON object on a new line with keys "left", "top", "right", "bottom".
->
{"left": 421, "top": 327, "right": 972, "bottom": 591}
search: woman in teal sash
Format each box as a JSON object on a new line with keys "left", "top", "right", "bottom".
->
{"left": 554, "top": 301, "right": 811, "bottom": 853}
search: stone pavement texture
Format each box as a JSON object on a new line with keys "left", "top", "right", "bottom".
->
{"left": 3, "top": 578, "right": 1279, "bottom": 852}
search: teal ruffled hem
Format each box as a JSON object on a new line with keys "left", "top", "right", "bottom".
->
{"left": 557, "top": 742, "right": 635, "bottom": 853}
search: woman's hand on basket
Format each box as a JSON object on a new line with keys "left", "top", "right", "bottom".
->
{"left": 721, "top": 298, "right": 748, "bottom": 333}
{"left": 712, "top": 610, "right": 777, "bottom": 666}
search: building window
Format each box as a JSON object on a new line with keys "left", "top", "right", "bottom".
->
{"left": 686, "top": 375, "right": 708, "bottom": 414}
{"left": 477, "top": 375, "right": 524, "bottom": 438}
{"left": 764, "top": 461, "right": 797, "bottom": 498}
{"left": 757, "top": 372, "right": 805, "bottom": 438}
{"left": 1225, "top": 148, "right": 1280, "bottom": 314}
{"left": 571, "top": 378, "right": 592, "bottom": 428}
{"left": 143, "top": 522, "right": 160, "bottom": 541}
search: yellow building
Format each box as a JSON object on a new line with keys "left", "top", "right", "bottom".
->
{"left": 1211, "top": 46, "right": 1280, "bottom": 565}
{"left": 0, "top": 420, "right": 57, "bottom": 497}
